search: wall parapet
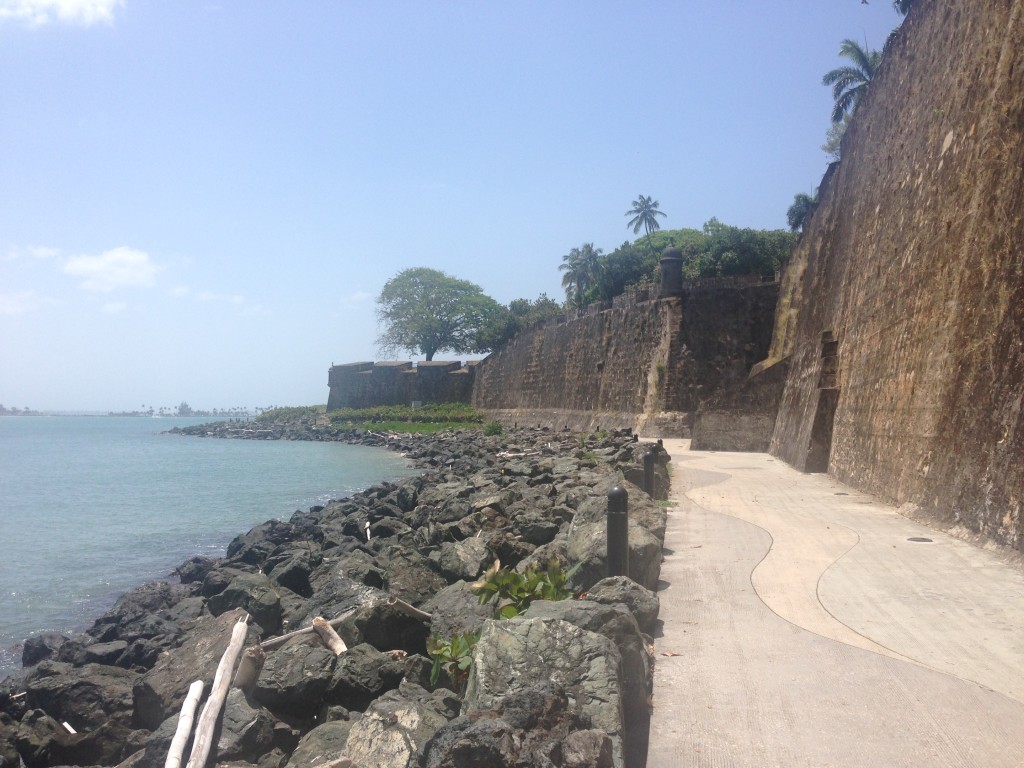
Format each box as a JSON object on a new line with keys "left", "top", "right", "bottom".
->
{"left": 327, "top": 360, "right": 477, "bottom": 410}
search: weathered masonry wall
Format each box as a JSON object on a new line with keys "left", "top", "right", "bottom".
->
{"left": 471, "top": 282, "right": 778, "bottom": 434}
{"left": 768, "top": 0, "right": 1024, "bottom": 550}
{"left": 326, "top": 361, "right": 476, "bottom": 410}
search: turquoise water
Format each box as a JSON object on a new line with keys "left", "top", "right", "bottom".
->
{"left": 0, "top": 415, "right": 414, "bottom": 678}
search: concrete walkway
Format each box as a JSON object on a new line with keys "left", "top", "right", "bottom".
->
{"left": 646, "top": 441, "right": 1024, "bottom": 768}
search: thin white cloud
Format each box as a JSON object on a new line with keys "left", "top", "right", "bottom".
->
{"left": 64, "top": 246, "right": 160, "bottom": 292}
{"left": 101, "top": 301, "right": 127, "bottom": 314}
{"left": 0, "top": 291, "right": 60, "bottom": 316}
{"left": 0, "top": 0, "right": 123, "bottom": 26}
{"left": 169, "top": 285, "right": 190, "bottom": 298}
{"left": 3, "top": 244, "right": 61, "bottom": 262}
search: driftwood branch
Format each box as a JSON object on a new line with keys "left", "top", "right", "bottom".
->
{"left": 231, "top": 646, "right": 265, "bottom": 694}
{"left": 164, "top": 679, "right": 204, "bottom": 768}
{"left": 185, "top": 617, "right": 249, "bottom": 768}
{"left": 313, "top": 616, "right": 348, "bottom": 655}
{"left": 386, "top": 596, "right": 432, "bottom": 621}
{"left": 259, "top": 609, "right": 356, "bottom": 651}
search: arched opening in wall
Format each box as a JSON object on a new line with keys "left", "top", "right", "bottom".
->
{"left": 806, "top": 331, "right": 840, "bottom": 473}
{"left": 806, "top": 389, "right": 839, "bottom": 473}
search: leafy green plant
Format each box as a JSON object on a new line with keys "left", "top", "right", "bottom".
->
{"left": 470, "top": 559, "right": 579, "bottom": 619}
{"left": 427, "top": 630, "right": 479, "bottom": 691}
{"left": 483, "top": 421, "right": 504, "bottom": 436}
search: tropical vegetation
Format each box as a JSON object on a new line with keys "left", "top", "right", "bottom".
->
{"left": 787, "top": 193, "right": 819, "bottom": 233}
{"left": 625, "top": 195, "right": 668, "bottom": 257}
{"left": 559, "top": 243, "right": 604, "bottom": 308}
{"left": 376, "top": 267, "right": 504, "bottom": 361}
{"left": 822, "top": 38, "right": 883, "bottom": 124}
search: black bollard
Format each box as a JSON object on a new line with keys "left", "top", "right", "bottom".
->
{"left": 607, "top": 485, "right": 629, "bottom": 578}
{"left": 643, "top": 448, "right": 656, "bottom": 498}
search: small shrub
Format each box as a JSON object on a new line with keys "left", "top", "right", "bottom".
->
{"left": 483, "top": 421, "right": 504, "bottom": 436}
{"left": 427, "top": 630, "right": 479, "bottom": 691}
{"left": 470, "top": 559, "right": 579, "bottom": 619}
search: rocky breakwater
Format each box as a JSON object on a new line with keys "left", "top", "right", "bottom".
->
{"left": 0, "top": 427, "right": 667, "bottom": 768}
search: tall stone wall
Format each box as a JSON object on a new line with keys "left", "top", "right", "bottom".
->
{"left": 327, "top": 361, "right": 476, "bottom": 410}
{"left": 768, "top": 0, "right": 1024, "bottom": 550}
{"left": 471, "top": 282, "right": 778, "bottom": 434}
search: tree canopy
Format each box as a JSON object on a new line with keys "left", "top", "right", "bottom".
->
{"left": 375, "top": 267, "right": 504, "bottom": 361}
{"left": 625, "top": 195, "right": 667, "bottom": 256}
{"left": 787, "top": 193, "right": 818, "bottom": 233}
{"left": 559, "top": 243, "right": 604, "bottom": 308}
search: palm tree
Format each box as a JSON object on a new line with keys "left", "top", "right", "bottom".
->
{"left": 787, "top": 192, "right": 819, "bottom": 233}
{"left": 559, "top": 243, "right": 604, "bottom": 308}
{"left": 822, "top": 39, "right": 883, "bottom": 124}
{"left": 625, "top": 195, "right": 667, "bottom": 256}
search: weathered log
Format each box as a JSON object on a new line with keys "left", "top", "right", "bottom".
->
{"left": 312, "top": 616, "right": 348, "bottom": 655}
{"left": 386, "top": 596, "right": 432, "bottom": 622}
{"left": 231, "top": 646, "right": 265, "bottom": 694}
{"left": 258, "top": 608, "right": 356, "bottom": 651}
{"left": 164, "top": 679, "right": 204, "bottom": 768}
{"left": 185, "top": 617, "right": 249, "bottom": 768}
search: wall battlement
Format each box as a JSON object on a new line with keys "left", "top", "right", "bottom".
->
{"left": 326, "top": 360, "right": 477, "bottom": 410}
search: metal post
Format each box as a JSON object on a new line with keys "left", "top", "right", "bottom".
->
{"left": 607, "top": 485, "right": 629, "bottom": 578}
{"left": 643, "top": 448, "right": 656, "bottom": 498}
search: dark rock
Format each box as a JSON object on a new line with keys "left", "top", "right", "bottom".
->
{"left": 433, "top": 538, "right": 489, "bottom": 583}
{"left": 265, "top": 547, "right": 318, "bottom": 597}
{"left": 567, "top": 518, "right": 661, "bottom": 592}
{"left": 584, "top": 576, "right": 660, "bottom": 633}
{"left": 207, "top": 572, "right": 284, "bottom": 635}
{"left": 22, "top": 633, "right": 69, "bottom": 668}
{"left": 174, "top": 555, "right": 217, "bottom": 585}
{"left": 338, "top": 549, "right": 385, "bottom": 589}
{"left": 325, "top": 643, "right": 405, "bottom": 711}
{"left": 254, "top": 635, "right": 337, "bottom": 719}
{"left": 380, "top": 546, "right": 447, "bottom": 607}
{"left": 133, "top": 609, "right": 257, "bottom": 731}
{"left": 25, "top": 661, "right": 136, "bottom": 731}
{"left": 226, "top": 520, "right": 298, "bottom": 567}
{"left": 343, "top": 601, "right": 430, "bottom": 657}
{"left": 485, "top": 531, "right": 536, "bottom": 569}
{"left": 76, "top": 640, "right": 129, "bottom": 666}
{"left": 217, "top": 688, "right": 277, "bottom": 762}
{"left": 201, "top": 565, "right": 252, "bottom": 598}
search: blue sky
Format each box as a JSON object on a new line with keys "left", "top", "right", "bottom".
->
{"left": 1, "top": 1, "right": 903, "bottom": 412}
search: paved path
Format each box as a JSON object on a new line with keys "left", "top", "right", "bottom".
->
{"left": 646, "top": 441, "right": 1024, "bottom": 768}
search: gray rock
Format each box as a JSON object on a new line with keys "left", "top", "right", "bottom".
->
{"left": 380, "top": 546, "right": 448, "bottom": 607}
{"left": 265, "top": 547, "right": 319, "bottom": 597}
{"left": 338, "top": 681, "right": 459, "bottom": 768}
{"left": 284, "top": 719, "right": 353, "bottom": 767}
{"left": 567, "top": 520, "right": 662, "bottom": 592}
{"left": 25, "top": 661, "right": 136, "bottom": 731}
{"left": 76, "top": 640, "right": 129, "bottom": 666}
{"left": 584, "top": 576, "right": 660, "bottom": 633}
{"left": 424, "top": 581, "right": 493, "bottom": 641}
{"left": 433, "top": 538, "right": 490, "bottom": 583}
{"left": 465, "top": 617, "right": 624, "bottom": 768}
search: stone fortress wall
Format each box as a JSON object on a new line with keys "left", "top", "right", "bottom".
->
{"left": 762, "top": 0, "right": 1023, "bottom": 550}
{"left": 328, "top": 0, "right": 1023, "bottom": 552}
{"left": 326, "top": 360, "right": 477, "bottom": 410}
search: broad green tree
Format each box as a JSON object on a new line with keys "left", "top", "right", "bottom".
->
{"left": 822, "top": 39, "right": 882, "bottom": 124}
{"left": 559, "top": 243, "right": 604, "bottom": 307}
{"left": 625, "top": 195, "right": 667, "bottom": 256}
{"left": 375, "top": 267, "right": 503, "bottom": 360}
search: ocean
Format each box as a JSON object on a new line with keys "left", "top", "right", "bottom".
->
{"left": 0, "top": 415, "right": 415, "bottom": 679}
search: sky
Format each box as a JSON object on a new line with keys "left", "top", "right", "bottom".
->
{"left": 1, "top": 0, "right": 904, "bottom": 412}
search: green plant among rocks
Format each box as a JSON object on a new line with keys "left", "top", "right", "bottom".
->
{"left": 427, "top": 630, "right": 480, "bottom": 691}
{"left": 470, "top": 559, "right": 580, "bottom": 619}
{"left": 483, "top": 421, "right": 504, "bottom": 436}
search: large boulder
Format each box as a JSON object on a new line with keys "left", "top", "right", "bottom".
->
{"left": 216, "top": 688, "right": 277, "bottom": 762}
{"left": 379, "top": 546, "right": 448, "bottom": 607}
{"left": 207, "top": 572, "right": 284, "bottom": 635}
{"left": 254, "top": 634, "right": 337, "bottom": 719}
{"left": 584, "top": 576, "right": 660, "bottom": 634}
{"left": 133, "top": 609, "right": 257, "bottom": 731}
{"left": 284, "top": 719, "right": 354, "bottom": 767}
{"left": 21, "top": 633, "right": 69, "bottom": 668}
{"left": 325, "top": 643, "right": 406, "bottom": 712}
{"left": 421, "top": 682, "right": 612, "bottom": 768}
{"left": 524, "top": 601, "right": 652, "bottom": 768}
{"left": 432, "top": 538, "right": 490, "bottom": 583}
{"left": 567, "top": 519, "right": 662, "bottom": 592}
{"left": 464, "top": 617, "right": 625, "bottom": 768}
{"left": 24, "top": 661, "right": 136, "bottom": 731}
{"left": 335, "top": 681, "right": 459, "bottom": 768}
{"left": 423, "top": 582, "right": 493, "bottom": 642}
